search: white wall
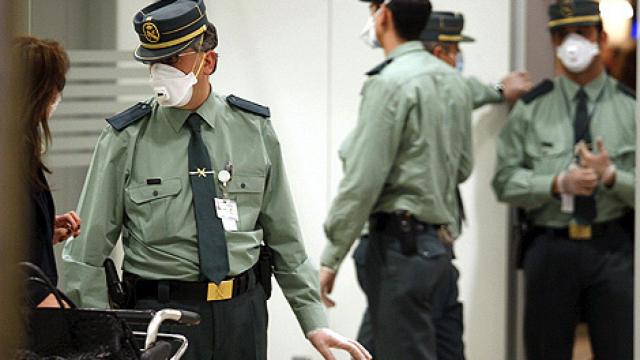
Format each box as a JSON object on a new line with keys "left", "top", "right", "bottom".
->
{"left": 116, "top": 1, "right": 513, "bottom": 359}
{"left": 429, "top": 1, "right": 513, "bottom": 358}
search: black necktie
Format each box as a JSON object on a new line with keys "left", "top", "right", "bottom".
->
{"left": 573, "top": 88, "right": 597, "bottom": 224}
{"left": 186, "top": 113, "right": 229, "bottom": 283}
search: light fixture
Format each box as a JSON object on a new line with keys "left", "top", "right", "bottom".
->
{"left": 599, "top": 0, "right": 634, "bottom": 22}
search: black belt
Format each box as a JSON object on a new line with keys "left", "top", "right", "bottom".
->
{"left": 370, "top": 212, "right": 453, "bottom": 255}
{"left": 126, "top": 267, "right": 259, "bottom": 303}
{"left": 370, "top": 211, "right": 442, "bottom": 236}
{"left": 532, "top": 215, "right": 633, "bottom": 241}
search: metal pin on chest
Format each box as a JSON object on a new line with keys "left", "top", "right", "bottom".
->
{"left": 189, "top": 168, "right": 215, "bottom": 178}
{"left": 218, "top": 161, "right": 233, "bottom": 197}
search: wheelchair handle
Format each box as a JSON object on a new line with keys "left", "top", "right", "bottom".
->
{"left": 145, "top": 309, "right": 201, "bottom": 350}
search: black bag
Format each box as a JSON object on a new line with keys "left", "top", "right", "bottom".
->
{"left": 16, "top": 263, "right": 140, "bottom": 360}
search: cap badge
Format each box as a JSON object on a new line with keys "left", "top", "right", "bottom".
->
{"left": 559, "top": 0, "right": 574, "bottom": 17}
{"left": 143, "top": 22, "right": 161, "bottom": 43}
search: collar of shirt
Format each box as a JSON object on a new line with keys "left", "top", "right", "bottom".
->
{"left": 559, "top": 71, "right": 608, "bottom": 102}
{"left": 386, "top": 41, "right": 425, "bottom": 60}
{"left": 158, "top": 91, "right": 220, "bottom": 133}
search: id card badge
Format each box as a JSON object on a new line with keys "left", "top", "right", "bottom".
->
{"left": 214, "top": 198, "right": 239, "bottom": 232}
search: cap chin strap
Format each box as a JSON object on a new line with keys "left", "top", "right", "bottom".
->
{"left": 190, "top": 35, "right": 207, "bottom": 77}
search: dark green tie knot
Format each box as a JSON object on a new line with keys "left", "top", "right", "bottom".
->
{"left": 187, "top": 113, "right": 203, "bottom": 133}
{"left": 576, "top": 88, "right": 587, "bottom": 101}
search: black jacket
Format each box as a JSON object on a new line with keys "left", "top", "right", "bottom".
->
{"left": 25, "top": 169, "right": 57, "bottom": 305}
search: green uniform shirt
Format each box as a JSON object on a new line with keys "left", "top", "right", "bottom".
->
{"left": 343, "top": 76, "right": 502, "bottom": 240}
{"left": 493, "top": 72, "right": 635, "bottom": 227}
{"left": 465, "top": 76, "right": 503, "bottom": 109}
{"left": 321, "top": 41, "right": 473, "bottom": 271}
{"left": 61, "top": 92, "right": 328, "bottom": 334}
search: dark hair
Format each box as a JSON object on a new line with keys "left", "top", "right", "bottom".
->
{"left": 14, "top": 36, "right": 69, "bottom": 191}
{"left": 422, "top": 41, "right": 440, "bottom": 53}
{"left": 386, "top": 0, "right": 432, "bottom": 41}
{"left": 198, "top": 22, "right": 218, "bottom": 52}
{"left": 158, "top": 22, "right": 218, "bottom": 66}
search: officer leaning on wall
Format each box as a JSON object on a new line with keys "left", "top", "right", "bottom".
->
{"left": 421, "top": 11, "right": 532, "bottom": 108}
{"left": 60, "top": 1, "right": 371, "bottom": 359}
{"left": 492, "top": 0, "right": 635, "bottom": 359}
{"left": 319, "top": 0, "right": 474, "bottom": 358}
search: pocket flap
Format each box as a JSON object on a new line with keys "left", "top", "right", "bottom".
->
{"left": 128, "top": 178, "right": 182, "bottom": 204}
{"left": 613, "top": 145, "right": 635, "bottom": 158}
{"left": 228, "top": 175, "right": 265, "bottom": 193}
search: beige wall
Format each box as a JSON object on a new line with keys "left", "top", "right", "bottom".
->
{"left": 430, "top": 0, "right": 512, "bottom": 358}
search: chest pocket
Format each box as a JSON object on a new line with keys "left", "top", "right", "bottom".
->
{"left": 226, "top": 174, "right": 266, "bottom": 231}
{"left": 524, "top": 129, "right": 572, "bottom": 175}
{"left": 125, "top": 178, "right": 182, "bottom": 242}
{"left": 128, "top": 178, "right": 182, "bottom": 204}
{"left": 612, "top": 145, "right": 636, "bottom": 170}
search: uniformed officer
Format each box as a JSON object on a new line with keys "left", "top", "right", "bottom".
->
{"left": 319, "top": 0, "right": 473, "bottom": 358}
{"left": 421, "top": 11, "right": 532, "bottom": 107}
{"left": 348, "top": 10, "right": 533, "bottom": 359}
{"left": 60, "top": 1, "right": 371, "bottom": 359}
{"left": 492, "top": 1, "right": 635, "bottom": 358}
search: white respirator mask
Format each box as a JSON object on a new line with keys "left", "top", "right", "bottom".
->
{"left": 455, "top": 52, "right": 464, "bottom": 73}
{"left": 556, "top": 33, "right": 600, "bottom": 73}
{"left": 149, "top": 51, "right": 206, "bottom": 108}
{"left": 360, "top": 9, "right": 382, "bottom": 49}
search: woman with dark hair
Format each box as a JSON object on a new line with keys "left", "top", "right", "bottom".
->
{"left": 16, "top": 36, "right": 81, "bottom": 308}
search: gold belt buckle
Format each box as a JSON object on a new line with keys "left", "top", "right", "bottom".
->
{"left": 569, "top": 223, "right": 592, "bottom": 240}
{"left": 207, "top": 279, "right": 234, "bottom": 301}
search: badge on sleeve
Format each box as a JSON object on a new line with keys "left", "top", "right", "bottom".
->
{"left": 214, "top": 198, "right": 239, "bottom": 232}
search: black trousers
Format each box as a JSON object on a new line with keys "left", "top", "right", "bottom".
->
{"left": 363, "top": 226, "right": 451, "bottom": 359}
{"left": 133, "top": 285, "right": 268, "bottom": 360}
{"left": 354, "top": 236, "right": 465, "bottom": 360}
{"left": 523, "top": 222, "right": 634, "bottom": 360}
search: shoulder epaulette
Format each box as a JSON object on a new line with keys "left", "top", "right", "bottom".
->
{"left": 617, "top": 82, "right": 636, "bottom": 99}
{"left": 106, "top": 102, "right": 152, "bottom": 131}
{"left": 521, "top": 79, "right": 554, "bottom": 104}
{"left": 366, "top": 58, "right": 394, "bottom": 76}
{"left": 227, "top": 95, "right": 270, "bottom": 118}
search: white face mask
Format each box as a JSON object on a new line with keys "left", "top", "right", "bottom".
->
{"left": 149, "top": 63, "right": 198, "bottom": 107}
{"left": 556, "top": 33, "right": 600, "bottom": 73}
{"left": 455, "top": 52, "right": 464, "bottom": 73}
{"left": 360, "top": 9, "right": 382, "bottom": 49}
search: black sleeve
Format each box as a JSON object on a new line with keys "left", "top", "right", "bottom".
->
{"left": 24, "top": 180, "right": 58, "bottom": 307}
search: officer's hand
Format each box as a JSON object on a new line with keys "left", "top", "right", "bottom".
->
{"left": 560, "top": 167, "right": 599, "bottom": 196}
{"left": 500, "top": 71, "right": 532, "bottom": 103}
{"left": 308, "top": 328, "right": 372, "bottom": 360}
{"left": 53, "top": 211, "right": 81, "bottom": 244}
{"left": 320, "top": 266, "right": 337, "bottom": 307}
{"left": 577, "top": 138, "right": 615, "bottom": 185}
